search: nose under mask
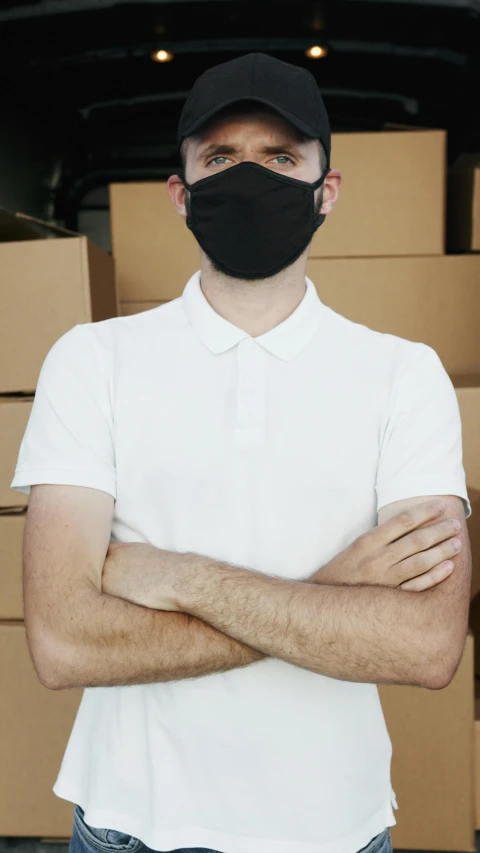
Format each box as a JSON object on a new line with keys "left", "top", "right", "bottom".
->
{"left": 183, "top": 160, "right": 329, "bottom": 280}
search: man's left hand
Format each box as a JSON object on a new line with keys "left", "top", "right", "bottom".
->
{"left": 101, "top": 541, "right": 190, "bottom": 611}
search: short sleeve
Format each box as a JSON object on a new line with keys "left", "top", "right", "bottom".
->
{"left": 10, "top": 323, "right": 116, "bottom": 500}
{"left": 376, "top": 344, "right": 471, "bottom": 520}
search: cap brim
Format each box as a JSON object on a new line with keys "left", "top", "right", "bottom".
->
{"left": 178, "top": 96, "right": 321, "bottom": 146}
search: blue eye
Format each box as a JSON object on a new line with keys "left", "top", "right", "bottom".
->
{"left": 210, "top": 156, "right": 229, "bottom": 165}
{"left": 274, "top": 156, "right": 293, "bottom": 164}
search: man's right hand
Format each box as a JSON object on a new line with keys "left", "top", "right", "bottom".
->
{"left": 309, "top": 500, "right": 462, "bottom": 592}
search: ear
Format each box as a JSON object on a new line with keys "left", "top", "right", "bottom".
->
{"left": 167, "top": 174, "right": 187, "bottom": 218}
{"left": 318, "top": 169, "right": 343, "bottom": 215}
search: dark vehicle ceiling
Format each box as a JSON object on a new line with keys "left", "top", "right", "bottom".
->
{"left": 1, "top": 0, "right": 479, "bottom": 226}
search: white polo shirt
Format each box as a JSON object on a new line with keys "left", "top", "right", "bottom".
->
{"left": 11, "top": 271, "right": 471, "bottom": 853}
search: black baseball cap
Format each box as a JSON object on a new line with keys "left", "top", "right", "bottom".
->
{"left": 177, "top": 52, "right": 331, "bottom": 167}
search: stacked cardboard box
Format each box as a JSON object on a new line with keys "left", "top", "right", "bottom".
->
{"left": 447, "top": 152, "right": 480, "bottom": 253}
{"left": 475, "top": 677, "right": 480, "bottom": 828}
{"left": 0, "top": 208, "right": 117, "bottom": 837}
{"left": 447, "top": 152, "right": 480, "bottom": 846}
{"left": 109, "top": 129, "right": 480, "bottom": 852}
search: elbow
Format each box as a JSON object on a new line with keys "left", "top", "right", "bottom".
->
{"left": 422, "top": 667, "right": 455, "bottom": 691}
{"left": 37, "top": 655, "right": 67, "bottom": 690}
{"left": 39, "top": 670, "right": 64, "bottom": 691}
{"left": 39, "top": 645, "right": 72, "bottom": 690}
{"left": 420, "top": 637, "right": 465, "bottom": 691}
{"left": 25, "top": 622, "right": 68, "bottom": 691}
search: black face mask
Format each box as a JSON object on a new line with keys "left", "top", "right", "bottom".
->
{"left": 183, "top": 161, "right": 330, "bottom": 280}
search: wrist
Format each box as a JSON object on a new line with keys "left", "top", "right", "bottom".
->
{"left": 176, "top": 552, "right": 214, "bottom": 612}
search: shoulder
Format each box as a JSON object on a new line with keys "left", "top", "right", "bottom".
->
{"left": 322, "top": 303, "right": 439, "bottom": 379}
{"left": 64, "top": 297, "right": 188, "bottom": 356}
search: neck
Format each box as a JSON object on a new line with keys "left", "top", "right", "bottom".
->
{"left": 198, "top": 250, "right": 309, "bottom": 338}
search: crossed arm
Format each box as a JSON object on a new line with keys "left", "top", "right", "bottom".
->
{"left": 30, "top": 486, "right": 470, "bottom": 692}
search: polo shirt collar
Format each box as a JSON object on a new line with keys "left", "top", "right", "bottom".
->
{"left": 181, "top": 271, "right": 325, "bottom": 362}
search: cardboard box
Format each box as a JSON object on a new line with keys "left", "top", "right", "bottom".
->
{"left": 118, "top": 256, "right": 480, "bottom": 377}
{"left": 0, "top": 396, "right": 33, "bottom": 508}
{"left": 379, "top": 630, "right": 475, "bottom": 852}
{"left": 453, "top": 378, "right": 480, "bottom": 601}
{"left": 475, "top": 681, "right": 480, "bottom": 829}
{"left": 0, "top": 622, "right": 82, "bottom": 837}
{"left": 310, "top": 129, "right": 446, "bottom": 259}
{"left": 110, "top": 182, "right": 200, "bottom": 301}
{"left": 306, "top": 256, "right": 480, "bottom": 376}
{"left": 0, "top": 509, "right": 26, "bottom": 619}
{"left": 447, "top": 153, "right": 480, "bottom": 252}
{"left": 458, "top": 379, "right": 480, "bottom": 680}
{"left": 110, "top": 130, "right": 446, "bottom": 301}
{"left": 0, "top": 208, "right": 118, "bottom": 394}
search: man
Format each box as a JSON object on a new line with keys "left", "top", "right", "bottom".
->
{"left": 11, "top": 53, "right": 471, "bottom": 853}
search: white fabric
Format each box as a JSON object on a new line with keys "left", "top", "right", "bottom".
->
{"left": 11, "top": 271, "right": 471, "bottom": 853}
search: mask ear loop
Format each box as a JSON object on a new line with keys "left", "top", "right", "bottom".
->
{"left": 178, "top": 169, "right": 194, "bottom": 227}
{"left": 312, "top": 165, "right": 331, "bottom": 230}
{"left": 311, "top": 164, "right": 331, "bottom": 190}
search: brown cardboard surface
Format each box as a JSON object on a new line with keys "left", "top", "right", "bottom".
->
{"left": 0, "top": 209, "right": 117, "bottom": 394}
{"left": 442, "top": 381, "right": 480, "bottom": 677}
{"left": 110, "top": 181, "right": 200, "bottom": 302}
{"left": 0, "top": 396, "right": 33, "bottom": 508}
{"left": 0, "top": 510, "right": 25, "bottom": 619}
{"left": 447, "top": 154, "right": 480, "bottom": 252}
{"left": 306, "top": 255, "right": 480, "bottom": 376}
{"left": 87, "top": 238, "right": 119, "bottom": 320}
{"left": 475, "top": 683, "right": 480, "bottom": 829}
{"left": 470, "top": 600, "right": 480, "bottom": 680}
{"left": 379, "top": 631, "right": 475, "bottom": 852}
{"left": 0, "top": 622, "right": 82, "bottom": 837}
{"left": 119, "top": 300, "right": 168, "bottom": 315}
{"left": 452, "top": 383, "right": 480, "bottom": 601}
{"left": 110, "top": 130, "right": 445, "bottom": 301}
{"left": 309, "top": 129, "right": 445, "bottom": 258}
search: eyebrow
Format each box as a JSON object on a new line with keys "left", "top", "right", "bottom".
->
{"left": 197, "top": 143, "right": 304, "bottom": 161}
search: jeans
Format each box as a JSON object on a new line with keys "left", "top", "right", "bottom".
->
{"left": 70, "top": 803, "right": 394, "bottom": 853}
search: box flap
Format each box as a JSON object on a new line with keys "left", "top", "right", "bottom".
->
{"left": 16, "top": 211, "right": 79, "bottom": 237}
{"left": 0, "top": 209, "right": 41, "bottom": 242}
{"left": 0, "top": 208, "right": 79, "bottom": 243}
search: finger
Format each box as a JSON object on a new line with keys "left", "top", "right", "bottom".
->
{"left": 385, "top": 522, "right": 460, "bottom": 567}
{"left": 375, "top": 500, "right": 446, "bottom": 547}
{"left": 399, "top": 560, "right": 454, "bottom": 591}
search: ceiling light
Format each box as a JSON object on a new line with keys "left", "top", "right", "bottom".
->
{"left": 152, "top": 49, "right": 173, "bottom": 63}
{"left": 305, "top": 45, "right": 328, "bottom": 59}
